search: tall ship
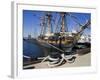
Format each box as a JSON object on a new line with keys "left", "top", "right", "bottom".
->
{"left": 37, "top": 12, "right": 90, "bottom": 50}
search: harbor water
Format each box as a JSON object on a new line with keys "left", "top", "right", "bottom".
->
{"left": 23, "top": 40, "right": 44, "bottom": 58}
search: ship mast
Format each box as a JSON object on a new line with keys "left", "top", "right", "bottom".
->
{"left": 46, "top": 12, "right": 52, "bottom": 35}
{"left": 39, "top": 12, "right": 52, "bottom": 38}
{"left": 40, "top": 16, "right": 45, "bottom": 36}
{"left": 55, "top": 12, "right": 68, "bottom": 33}
{"left": 60, "top": 12, "right": 66, "bottom": 33}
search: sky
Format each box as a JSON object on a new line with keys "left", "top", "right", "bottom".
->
{"left": 23, "top": 10, "right": 91, "bottom": 38}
